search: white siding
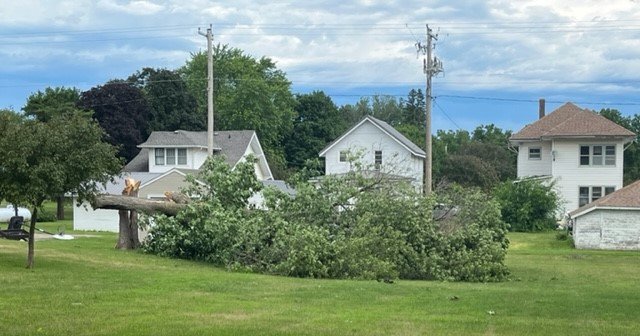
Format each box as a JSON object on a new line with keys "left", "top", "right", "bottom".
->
{"left": 324, "top": 121, "right": 423, "bottom": 187}
{"left": 574, "top": 209, "right": 640, "bottom": 250}
{"left": 551, "top": 140, "right": 624, "bottom": 213}
{"left": 517, "top": 141, "right": 552, "bottom": 177}
{"left": 148, "top": 147, "right": 208, "bottom": 173}
{"left": 73, "top": 200, "right": 119, "bottom": 232}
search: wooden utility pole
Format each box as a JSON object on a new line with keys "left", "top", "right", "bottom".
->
{"left": 198, "top": 25, "right": 214, "bottom": 156}
{"left": 418, "top": 24, "right": 443, "bottom": 195}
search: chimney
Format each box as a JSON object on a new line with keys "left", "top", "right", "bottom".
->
{"left": 539, "top": 98, "right": 546, "bottom": 119}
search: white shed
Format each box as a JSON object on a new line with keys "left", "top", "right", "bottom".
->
{"left": 569, "top": 180, "right": 640, "bottom": 250}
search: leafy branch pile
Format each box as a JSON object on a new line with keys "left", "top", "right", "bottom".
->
{"left": 143, "top": 156, "right": 510, "bottom": 282}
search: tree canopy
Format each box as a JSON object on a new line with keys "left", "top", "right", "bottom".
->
{"left": 284, "top": 91, "right": 347, "bottom": 169}
{"left": 0, "top": 114, "right": 122, "bottom": 268}
{"left": 128, "top": 67, "right": 202, "bottom": 132}
{"left": 180, "top": 45, "right": 296, "bottom": 177}
{"left": 78, "top": 81, "right": 151, "bottom": 162}
{"left": 22, "top": 87, "right": 87, "bottom": 122}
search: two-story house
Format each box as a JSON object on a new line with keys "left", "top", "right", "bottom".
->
{"left": 319, "top": 115, "right": 425, "bottom": 188}
{"left": 510, "top": 102, "right": 636, "bottom": 213}
{"left": 73, "top": 130, "right": 275, "bottom": 231}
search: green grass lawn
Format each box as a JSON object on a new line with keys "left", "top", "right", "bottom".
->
{"left": 1, "top": 231, "right": 639, "bottom": 335}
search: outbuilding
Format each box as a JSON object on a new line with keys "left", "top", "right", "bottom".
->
{"left": 569, "top": 180, "right": 640, "bottom": 250}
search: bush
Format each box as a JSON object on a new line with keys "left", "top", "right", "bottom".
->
{"left": 494, "top": 179, "right": 560, "bottom": 232}
{"left": 143, "top": 156, "right": 510, "bottom": 282}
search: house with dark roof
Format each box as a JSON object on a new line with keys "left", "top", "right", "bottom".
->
{"left": 569, "top": 180, "right": 640, "bottom": 250}
{"left": 510, "top": 102, "right": 636, "bottom": 213}
{"left": 319, "top": 115, "right": 425, "bottom": 188}
{"left": 74, "top": 130, "right": 278, "bottom": 232}
{"left": 125, "top": 130, "right": 273, "bottom": 180}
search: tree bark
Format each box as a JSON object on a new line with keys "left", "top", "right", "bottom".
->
{"left": 92, "top": 195, "right": 185, "bottom": 216}
{"left": 56, "top": 195, "right": 65, "bottom": 220}
{"left": 115, "top": 190, "right": 142, "bottom": 250}
{"left": 26, "top": 207, "right": 37, "bottom": 269}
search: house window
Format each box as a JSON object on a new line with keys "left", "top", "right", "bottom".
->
{"left": 528, "top": 147, "right": 541, "bottom": 160}
{"left": 374, "top": 150, "right": 382, "bottom": 169}
{"left": 177, "top": 148, "right": 187, "bottom": 165}
{"left": 155, "top": 148, "right": 165, "bottom": 165}
{"left": 339, "top": 150, "right": 348, "bottom": 162}
{"left": 580, "top": 145, "right": 615, "bottom": 166}
{"left": 578, "top": 186, "right": 616, "bottom": 207}
{"left": 166, "top": 149, "right": 176, "bottom": 165}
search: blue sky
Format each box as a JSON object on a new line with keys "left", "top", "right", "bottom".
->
{"left": 3, "top": 0, "right": 640, "bottom": 133}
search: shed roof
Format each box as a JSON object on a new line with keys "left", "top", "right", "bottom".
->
{"left": 570, "top": 180, "right": 640, "bottom": 218}
{"left": 510, "top": 102, "right": 635, "bottom": 141}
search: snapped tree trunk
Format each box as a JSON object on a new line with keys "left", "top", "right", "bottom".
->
{"left": 93, "top": 195, "right": 185, "bottom": 216}
{"left": 115, "top": 186, "right": 141, "bottom": 250}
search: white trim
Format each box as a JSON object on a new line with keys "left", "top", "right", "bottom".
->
{"left": 571, "top": 206, "right": 640, "bottom": 219}
{"left": 319, "top": 117, "right": 426, "bottom": 158}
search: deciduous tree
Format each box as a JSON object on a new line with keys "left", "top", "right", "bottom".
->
{"left": 78, "top": 81, "right": 151, "bottom": 162}
{"left": 0, "top": 114, "right": 121, "bottom": 268}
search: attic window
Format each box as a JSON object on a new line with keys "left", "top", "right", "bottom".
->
{"left": 178, "top": 148, "right": 187, "bottom": 165}
{"left": 339, "top": 150, "right": 348, "bottom": 162}
{"left": 528, "top": 147, "right": 541, "bottom": 160}
{"left": 374, "top": 150, "right": 382, "bottom": 169}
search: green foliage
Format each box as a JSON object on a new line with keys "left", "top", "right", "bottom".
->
{"left": 494, "top": 179, "right": 560, "bottom": 232}
{"left": 144, "top": 157, "right": 510, "bottom": 282}
{"left": 22, "top": 86, "right": 88, "bottom": 122}
{"left": 78, "top": 81, "right": 151, "bottom": 162}
{"left": 128, "top": 67, "right": 202, "bottom": 132}
{"left": 284, "top": 91, "right": 347, "bottom": 169}
{"left": 179, "top": 45, "right": 296, "bottom": 177}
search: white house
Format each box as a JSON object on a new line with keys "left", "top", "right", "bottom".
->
{"left": 74, "top": 130, "right": 276, "bottom": 232}
{"left": 569, "top": 180, "right": 640, "bottom": 250}
{"left": 510, "top": 102, "right": 636, "bottom": 213}
{"left": 319, "top": 115, "right": 425, "bottom": 188}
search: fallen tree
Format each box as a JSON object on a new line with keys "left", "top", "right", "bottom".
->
{"left": 92, "top": 194, "right": 186, "bottom": 216}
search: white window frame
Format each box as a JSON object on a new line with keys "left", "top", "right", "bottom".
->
{"left": 177, "top": 148, "right": 187, "bottom": 165}
{"left": 339, "top": 150, "right": 348, "bottom": 162}
{"left": 155, "top": 148, "right": 165, "bottom": 165}
{"left": 580, "top": 145, "right": 616, "bottom": 166}
{"left": 578, "top": 186, "right": 616, "bottom": 207}
{"left": 374, "top": 150, "right": 382, "bottom": 169}
{"left": 166, "top": 148, "right": 176, "bottom": 165}
{"left": 528, "top": 147, "right": 541, "bottom": 160}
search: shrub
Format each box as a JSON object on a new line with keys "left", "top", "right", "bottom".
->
{"left": 494, "top": 179, "right": 560, "bottom": 232}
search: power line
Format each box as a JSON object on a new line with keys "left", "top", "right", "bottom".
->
{"left": 433, "top": 99, "right": 462, "bottom": 130}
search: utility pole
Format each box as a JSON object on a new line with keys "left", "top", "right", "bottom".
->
{"left": 417, "top": 24, "right": 443, "bottom": 195}
{"left": 198, "top": 24, "right": 214, "bottom": 156}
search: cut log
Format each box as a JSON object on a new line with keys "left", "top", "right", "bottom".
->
{"left": 92, "top": 195, "right": 186, "bottom": 216}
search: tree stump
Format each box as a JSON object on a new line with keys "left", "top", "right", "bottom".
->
{"left": 116, "top": 178, "right": 141, "bottom": 250}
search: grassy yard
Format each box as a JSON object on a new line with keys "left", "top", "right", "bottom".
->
{"left": 1, "top": 231, "right": 639, "bottom": 335}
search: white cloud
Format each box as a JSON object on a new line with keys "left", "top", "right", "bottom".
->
{"left": 97, "top": 0, "right": 164, "bottom": 16}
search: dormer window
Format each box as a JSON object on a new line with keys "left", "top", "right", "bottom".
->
{"left": 155, "top": 148, "right": 165, "bottom": 165}
{"left": 155, "top": 148, "right": 188, "bottom": 166}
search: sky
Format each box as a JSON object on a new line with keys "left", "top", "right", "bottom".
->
{"left": 3, "top": 0, "right": 640, "bottom": 133}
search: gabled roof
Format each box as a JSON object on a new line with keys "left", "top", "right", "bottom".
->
{"left": 570, "top": 180, "right": 640, "bottom": 218}
{"left": 124, "top": 130, "right": 257, "bottom": 172}
{"left": 318, "top": 115, "right": 426, "bottom": 158}
{"left": 510, "top": 102, "right": 635, "bottom": 141}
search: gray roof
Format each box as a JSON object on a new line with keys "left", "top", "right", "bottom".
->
{"left": 319, "top": 115, "right": 426, "bottom": 158}
{"left": 100, "top": 172, "right": 161, "bottom": 194}
{"left": 262, "top": 180, "right": 296, "bottom": 196}
{"left": 124, "top": 130, "right": 256, "bottom": 172}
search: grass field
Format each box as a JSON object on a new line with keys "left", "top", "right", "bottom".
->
{"left": 1, "top": 230, "right": 639, "bottom": 335}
